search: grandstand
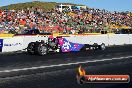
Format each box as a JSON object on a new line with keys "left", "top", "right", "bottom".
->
{"left": 0, "top": 1, "right": 131, "bottom": 34}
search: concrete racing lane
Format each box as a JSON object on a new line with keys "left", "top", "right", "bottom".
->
{"left": 0, "top": 45, "right": 132, "bottom": 88}
{"left": 0, "top": 45, "right": 132, "bottom": 70}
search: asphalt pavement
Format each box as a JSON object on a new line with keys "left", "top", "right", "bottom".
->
{"left": 0, "top": 45, "right": 132, "bottom": 88}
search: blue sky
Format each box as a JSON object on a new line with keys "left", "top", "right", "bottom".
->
{"left": 0, "top": 0, "right": 132, "bottom": 12}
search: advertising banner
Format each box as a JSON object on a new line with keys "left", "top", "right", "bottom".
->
{"left": 0, "top": 39, "right": 3, "bottom": 52}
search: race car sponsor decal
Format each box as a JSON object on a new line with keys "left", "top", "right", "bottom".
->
{"left": 0, "top": 39, "right": 3, "bottom": 52}
{"left": 58, "top": 38, "right": 84, "bottom": 52}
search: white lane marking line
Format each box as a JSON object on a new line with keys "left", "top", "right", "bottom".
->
{"left": 0, "top": 56, "right": 132, "bottom": 73}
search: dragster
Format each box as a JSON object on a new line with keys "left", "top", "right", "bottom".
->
{"left": 0, "top": 29, "right": 132, "bottom": 56}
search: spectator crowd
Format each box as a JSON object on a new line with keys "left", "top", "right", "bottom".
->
{"left": 0, "top": 6, "right": 131, "bottom": 34}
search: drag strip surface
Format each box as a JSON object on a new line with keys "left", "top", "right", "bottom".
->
{"left": 0, "top": 45, "right": 132, "bottom": 71}
{"left": 0, "top": 55, "right": 132, "bottom": 73}
{"left": 0, "top": 45, "right": 132, "bottom": 88}
{"left": 0, "top": 57, "right": 132, "bottom": 88}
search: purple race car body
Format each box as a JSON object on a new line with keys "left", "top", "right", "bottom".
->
{"left": 58, "top": 38, "right": 84, "bottom": 52}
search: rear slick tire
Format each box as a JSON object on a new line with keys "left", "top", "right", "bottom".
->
{"left": 35, "top": 42, "right": 48, "bottom": 56}
{"left": 27, "top": 42, "right": 35, "bottom": 55}
{"left": 93, "top": 43, "right": 98, "bottom": 50}
{"left": 99, "top": 43, "right": 106, "bottom": 50}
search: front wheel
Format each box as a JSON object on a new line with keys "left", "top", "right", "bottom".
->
{"left": 35, "top": 42, "right": 48, "bottom": 56}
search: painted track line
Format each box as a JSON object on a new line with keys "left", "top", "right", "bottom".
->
{"left": 0, "top": 56, "right": 132, "bottom": 73}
